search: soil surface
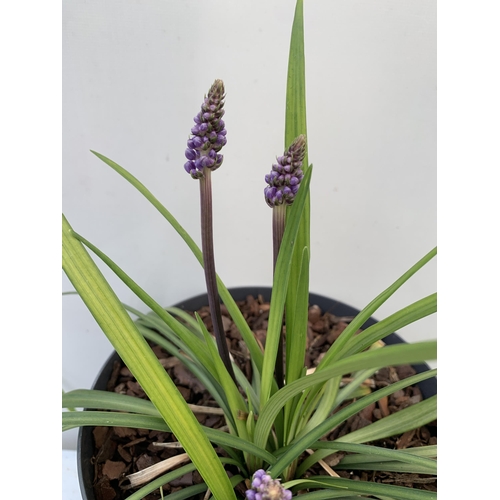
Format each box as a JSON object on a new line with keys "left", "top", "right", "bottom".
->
{"left": 89, "top": 294, "right": 437, "bottom": 499}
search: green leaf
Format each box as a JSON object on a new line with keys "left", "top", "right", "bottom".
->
{"left": 283, "top": 246, "right": 310, "bottom": 445}
{"left": 165, "top": 306, "right": 202, "bottom": 336}
{"left": 260, "top": 166, "right": 313, "bottom": 408}
{"left": 125, "top": 463, "right": 198, "bottom": 500}
{"left": 342, "top": 294, "right": 437, "bottom": 357}
{"left": 134, "top": 322, "right": 235, "bottom": 426}
{"left": 265, "top": 368, "right": 436, "bottom": 477}
{"left": 285, "top": 246, "right": 310, "bottom": 385}
{"left": 195, "top": 313, "right": 249, "bottom": 440}
{"left": 125, "top": 464, "right": 243, "bottom": 500}
{"left": 63, "top": 389, "right": 161, "bottom": 415}
{"left": 284, "top": 0, "right": 311, "bottom": 423}
{"left": 285, "top": 477, "right": 436, "bottom": 500}
{"left": 73, "top": 231, "right": 218, "bottom": 377}
{"left": 301, "top": 442, "right": 436, "bottom": 476}
{"left": 255, "top": 342, "right": 436, "bottom": 452}
{"left": 334, "top": 368, "right": 379, "bottom": 406}
{"left": 336, "top": 395, "right": 437, "bottom": 445}
{"left": 332, "top": 445, "right": 437, "bottom": 473}
{"left": 62, "top": 410, "right": 170, "bottom": 433}
{"left": 62, "top": 410, "right": 276, "bottom": 465}
{"left": 62, "top": 215, "right": 236, "bottom": 499}
{"left": 316, "top": 247, "right": 437, "bottom": 371}
{"left": 340, "top": 444, "right": 437, "bottom": 463}
{"left": 283, "top": 491, "right": 362, "bottom": 499}
{"left": 285, "top": 0, "right": 308, "bottom": 152}
{"left": 90, "top": 150, "right": 264, "bottom": 373}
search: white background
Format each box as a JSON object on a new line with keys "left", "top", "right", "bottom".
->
{"left": 62, "top": 0, "right": 437, "bottom": 451}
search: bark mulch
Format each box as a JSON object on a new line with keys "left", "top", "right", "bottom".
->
{"left": 89, "top": 294, "right": 437, "bottom": 500}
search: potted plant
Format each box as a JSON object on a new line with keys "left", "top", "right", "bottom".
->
{"left": 63, "top": 1, "right": 437, "bottom": 498}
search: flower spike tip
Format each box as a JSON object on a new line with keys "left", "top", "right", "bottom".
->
{"left": 184, "top": 79, "right": 227, "bottom": 179}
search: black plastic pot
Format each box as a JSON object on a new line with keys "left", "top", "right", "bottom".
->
{"left": 77, "top": 287, "right": 437, "bottom": 499}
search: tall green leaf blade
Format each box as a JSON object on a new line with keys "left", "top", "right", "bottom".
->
{"left": 62, "top": 410, "right": 276, "bottom": 465}
{"left": 73, "top": 231, "right": 217, "bottom": 377}
{"left": 272, "top": 392, "right": 437, "bottom": 478}
{"left": 285, "top": 0, "right": 308, "bottom": 149}
{"left": 62, "top": 215, "right": 236, "bottom": 499}
{"left": 286, "top": 246, "right": 310, "bottom": 385}
{"left": 284, "top": 0, "right": 310, "bottom": 400}
{"left": 126, "top": 468, "right": 244, "bottom": 500}
{"left": 299, "top": 442, "right": 436, "bottom": 476}
{"left": 255, "top": 343, "right": 436, "bottom": 451}
{"left": 284, "top": 246, "right": 310, "bottom": 443}
{"left": 336, "top": 395, "right": 437, "bottom": 445}
{"left": 342, "top": 293, "right": 437, "bottom": 357}
{"left": 285, "top": 477, "right": 436, "bottom": 500}
{"left": 133, "top": 321, "right": 235, "bottom": 426}
{"left": 125, "top": 463, "right": 198, "bottom": 500}
{"left": 89, "top": 150, "right": 264, "bottom": 372}
{"left": 195, "top": 313, "right": 249, "bottom": 440}
{"left": 282, "top": 491, "right": 361, "bottom": 499}
{"left": 62, "top": 410, "right": 169, "bottom": 433}
{"left": 260, "top": 167, "right": 313, "bottom": 407}
{"left": 317, "top": 247, "right": 437, "bottom": 371}
{"left": 317, "top": 248, "right": 437, "bottom": 370}
{"left": 63, "top": 389, "right": 162, "bottom": 416}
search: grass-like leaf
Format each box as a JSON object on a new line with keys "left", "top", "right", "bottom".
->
{"left": 164, "top": 306, "right": 202, "bottom": 335}
{"left": 73, "top": 231, "right": 218, "bottom": 377}
{"left": 255, "top": 343, "right": 436, "bottom": 452}
{"left": 316, "top": 247, "right": 437, "bottom": 371}
{"left": 260, "top": 166, "right": 312, "bottom": 407}
{"left": 62, "top": 215, "right": 236, "bottom": 499}
{"left": 62, "top": 410, "right": 276, "bottom": 465}
{"left": 302, "top": 442, "right": 436, "bottom": 475}
{"left": 336, "top": 395, "right": 437, "bottom": 445}
{"left": 341, "top": 294, "right": 437, "bottom": 357}
{"left": 62, "top": 410, "right": 170, "bottom": 433}
{"left": 195, "top": 313, "right": 249, "bottom": 440}
{"left": 332, "top": 445, "right": 437, "bottom": 473}
{"left": 284, "top": 0, "right": 311, "bottom": 417}
{"left": 282, "top": 492, "right": 362, "bottom": 499}
{"left": 266, "top": 369, "right": 436, "bottom": 477}
{"left": 134, "top": 322, "right": 234, "bottom": 426}
{"left": 124, "top": 463, "right": 243, "bottom": 500}
{"left": 90, "top": 150, "right": 264, "bottom": 373}
{"left": 285, "top": 476, "right": 436, "bottom": 500}
{"left": 286, "top": 246, "right": 310, "bottom": 385}
{"left": 63, "top": 389, "right": 161, "bottom": 415}
{"left": 124, "top": 463, "right": 198, "bottom": 500}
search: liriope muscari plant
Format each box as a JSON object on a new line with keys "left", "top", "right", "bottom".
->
{"left": 62, "top": 1, "right": 437, "bottom": 498}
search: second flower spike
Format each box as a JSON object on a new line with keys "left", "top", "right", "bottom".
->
{"left": 264, "top": 135, "right": 306, "bottom": 207}
{"left": 184, "top": 79, "right": 227, "bottom": 179}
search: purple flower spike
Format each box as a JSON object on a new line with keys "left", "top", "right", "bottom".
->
{"left": 245, "top": 469, "right": 292, "bottom": 500}
{"left": 185, "top": 79, "right": 227, "bottom": 179}
{"left": 264, "top": 135, "right": 306, "bottom": 207}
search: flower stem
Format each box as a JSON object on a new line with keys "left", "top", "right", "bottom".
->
{"left": 199, "top": 168, "right": 236, "bottom": 382}
{"left": 273, "top": 204, "right": 287, "bottom": 389}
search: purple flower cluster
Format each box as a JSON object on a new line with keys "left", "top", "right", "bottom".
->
{"left": 264, "top": 135, "right": 306, "bottom": 207}
{"left": 245, "top": 469, "right": 292, "bottom": 500}
{"left": 184, "top": 79, "right": 227, "bottom": 179}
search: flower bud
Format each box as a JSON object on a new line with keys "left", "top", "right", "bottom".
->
{"left": 264, "top": 135, "right": 306, "bottom": 207}
{"left": 185, "top": 79, "right": 227, "bottom": 179}
{"left": 245, "top": 469, "right": 292, "bottom": 500}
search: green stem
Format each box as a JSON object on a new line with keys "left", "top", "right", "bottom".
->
{"left": 199, "top": 168, "right": 236, "bottom": 382}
